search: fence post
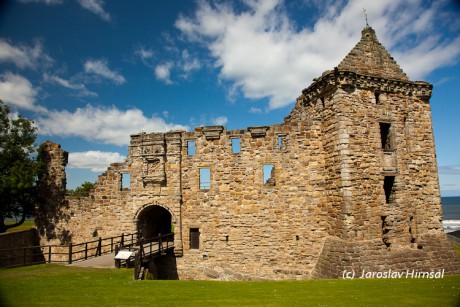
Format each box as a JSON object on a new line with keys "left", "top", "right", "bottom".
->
{"left": 85, "top": 242, "right": 88, "bottom": 260}
{"left": 114, "top": 245, "right": 120, "bottom": 268}
{"left": 111, "top": 237, "right": 114, "bottom": 253}
{"left": 68, "top": 243, "right": 73, "bottom": 264}
{"left": 48, "top": 246, "right": 52, "bottom": 263}
{"left": 133, "top": 251, "right": 140, "bottom": 280}
{"left": 121, "top": 233, "right": 124, "bottom": 247}
{"left": 159, "top": 233, "right": 162, "bottom": 254}
{"left": 23, "top": 248, "right": 27, "bottom": 266}
{"left": 97, "top": 237, "right": 102, "bottom": 256}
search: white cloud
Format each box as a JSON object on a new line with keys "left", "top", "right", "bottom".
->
{"left": 181, "top": 49, "right": 201, "bottom": 74}
{"left": 135, "top": 47, "right": 154, "bottom": 62}
{"left": 154, "top": 63, "right": 173, "bottom": 84}
{"left": 439, "top": 165, "right": 460, "bottom": 175}
{"left": 0, "top": 39, "right": 52, "bottom": 69}
{"left": 176, "top": 0, "right": 460, "bottom": 110}
{"left": 77, "top": 0, "right": 111, "bottom": 21}
{"left": 68, "top": 151, "right": 126, "bottom": 172}
{"left": 36, "top": 104, "right": 189, "bottom": 146}
{"left": 43, "top": 73, "right": 97, "bottom": 97}
{"left": 0, "top": 72, "right": 45, "bottom": 112}
{"left": 249, "top": 107, "right": 263, "bottom": 114}
{"left": 212, "top": 116, "right": 228, "bottom": 126}
{"left": 84, "top": 59, "right": 126, "bottom": 85}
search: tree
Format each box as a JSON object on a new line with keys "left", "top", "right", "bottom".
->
{"left": 67, "top": 181, "right": 94, "bottom": 197}
{"left": 0, "top": 100, "right": 38, "bottom": 233}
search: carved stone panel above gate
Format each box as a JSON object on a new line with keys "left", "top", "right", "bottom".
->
{"left": 142, "top": 157, "right": 166, "bottom": 184}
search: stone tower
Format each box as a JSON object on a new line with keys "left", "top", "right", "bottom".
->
{"left": 36, "top": 27, "right": 460, "bottom": 279}
{"left": 298, "top": 27, "right": 459, "bottom": 277}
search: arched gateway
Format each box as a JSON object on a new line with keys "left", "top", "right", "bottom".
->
{"left": 136, "top": 205, "right": 173, "bottom": 240}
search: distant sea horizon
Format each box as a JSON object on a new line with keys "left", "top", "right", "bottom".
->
{"left": 442, "top": 196, "right": 460, "bottom": 233}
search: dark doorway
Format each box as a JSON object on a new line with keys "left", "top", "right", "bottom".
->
{"left": 137, "top": 206, "right": 172, "bottom": 240}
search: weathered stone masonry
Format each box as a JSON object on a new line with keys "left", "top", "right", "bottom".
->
{"left": 37, "top": 27, "right": 460, "bottom": 279}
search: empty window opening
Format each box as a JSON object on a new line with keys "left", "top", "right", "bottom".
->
{"left": 379, "top": 123, "right": 393, "bottom": 151}
{"left": 187, "top": 140, "right": 196, "bottom": 156}
{"left": 199, "top": 168, "right": 211, "bottom": 190}
{"left": 409, "top": 216, "right": 416, "bottom": 244}
{"left": 263, "top": 164, "right": 276, "bottom": 186}
{"left": 375, "top": 91, "right": 380, "bottom": 104}
{"left": 190, "top": 228, "right": 200, "bottom": 249}
{"left": 381, "top": 216, "right": 389, "bottom": 234}
{"left": 231, "top": 138, "right": 240, "bottom": 154}
{"left": 278, "top": 135, "right": 285, "bottom": 150}
{"left": 384, "top": 176, "right": 395, "bottom": 204}
{"left": 121, "top": 173, "right": 131, "bottom": 190}
{"left": 381, "top": 216, "right": 391, "bottom": 248}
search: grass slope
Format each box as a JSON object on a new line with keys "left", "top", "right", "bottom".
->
{"left": 0, "top": 265, "right": 459, "bottom": 306}
{"left": 5, "top": 221, "right": 35, "bottom": 233}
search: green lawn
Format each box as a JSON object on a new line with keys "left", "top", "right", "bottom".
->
{"left": 0, "top": 264, "right": 459, "bottom": 306}
{"left": 5, "top": 220, "right": 35, "bottom": 233}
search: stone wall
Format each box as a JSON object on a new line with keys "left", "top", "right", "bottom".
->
{"left": 0, "top": 229, "right": 43, "bottom": 267}
{"left": 35, "top": 26, "right": 460, "bottom": 279}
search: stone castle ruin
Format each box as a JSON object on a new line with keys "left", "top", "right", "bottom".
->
{"left": 37, "top": 27, "right": 460, "bottom": 280}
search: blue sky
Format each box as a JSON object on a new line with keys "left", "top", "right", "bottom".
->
{"left": 0, "top": 0, "right": 459, "bottom": 196}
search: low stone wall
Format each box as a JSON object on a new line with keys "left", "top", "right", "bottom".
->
{"left": 313, "top": 233, "right": 460, "bottom": 279}
{"left": 0, "top": 229, "right": 44, "bottom": 268}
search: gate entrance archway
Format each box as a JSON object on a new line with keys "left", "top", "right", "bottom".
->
{"left": 137, "top": 205, "right": 172, "bottom": 240}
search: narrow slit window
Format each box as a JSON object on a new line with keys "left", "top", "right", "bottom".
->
{"left": 199, "top": 168, "right": 210, "bottom": 190}
{"left": 379, "top": 123, "right": 393, "bottom": 151}
{"left": 383, "top": 176, "right": 395, "bottom": 204}
{"left": 121, "top": 173, "right": 131, "bottom": 190}
{"left": 190, "top": 228, "right": 200, "bottom": 249}
{"left": 231, "top": 138, "right": 240, "bottom": 154}
{"left": 187, "top": 140, "right": 196, "bottom": 156}
{"left": 381, "top": 216, "right": 391, "bottom": 248}
{"left": 375, "top": 91, "right": 380, "bottom": 104}
{"left": 263, "top": 164, "right": 275, "bottom": 186}
{"left": 278, "top": 135, "right": 285, "bottom": 150}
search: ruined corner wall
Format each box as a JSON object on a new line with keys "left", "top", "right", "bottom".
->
{"left": 293, "top": 70, "right": 460, "bottom": 278}
{"left": 36, "top": 141, "right": 70, "bottom": 245}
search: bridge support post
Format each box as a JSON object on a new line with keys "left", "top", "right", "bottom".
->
{"left": 114, "top": 245, "right": 120, "bottom": 268}
{"left": 133, "top": 251, "right": 141, "bottom": 280}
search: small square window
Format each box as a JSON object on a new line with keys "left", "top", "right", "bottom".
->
{"left": 263, "top": 164, "right": 275, "bottom": 186}
{"left": 278, "top": 135, "right": 285, "bottom": 150}
{"left": 231, "top": 138, "right": 240, "bottom": 154}
{"left": 190, "top": 228, "right": 200, "bottom": 249}
{"left": 199, "top": 168, "right": 210, "bottom": 190}
{"left": 121, "top": 173, "right": 131, "bottom": 190}
{"left": 384, "top": 176, "right": 395, "bottom": 204}
{"left": 187, "top": 140, "right": 196, "bottom": 156}
{"left": 379, "top": 123, "right": 394, "bottom": 151}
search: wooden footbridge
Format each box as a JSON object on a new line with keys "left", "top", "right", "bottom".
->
{"left": 0, "top": 231, "right": 174, "bottom": 280}
{"left": 114, "top": 233, "right": 175, "bottom": 280}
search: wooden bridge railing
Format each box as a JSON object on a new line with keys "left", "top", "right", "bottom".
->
{"left": 0, "top": 232, "right": 139, "bottom": 268}
{"left": 132, "top": 233, "right": 175, "bottom": 280}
